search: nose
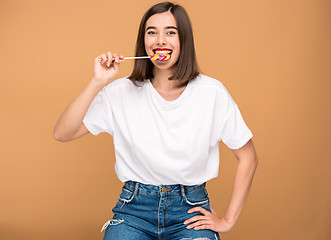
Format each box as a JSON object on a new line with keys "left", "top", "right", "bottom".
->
{"left": 157, "top": 33, "right": 167, "bottom": 45}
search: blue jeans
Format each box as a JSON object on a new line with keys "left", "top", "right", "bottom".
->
{"left": 101, "top": 181, "right": 221, "bottom": 240}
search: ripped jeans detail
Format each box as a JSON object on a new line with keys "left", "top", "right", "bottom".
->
{"left": 179, "top": 234, "right": 219, "bottom": 240}
{"left": 101, "top": 219, "right": 124, "bottom": 232}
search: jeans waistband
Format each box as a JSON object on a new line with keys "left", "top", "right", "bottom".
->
{"left": 124, "top": 180, "right": 206, "bottom": 196}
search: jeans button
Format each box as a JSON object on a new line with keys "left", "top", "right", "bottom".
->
{"left": 161, "top": 187, "right": 171, "bottom": 192}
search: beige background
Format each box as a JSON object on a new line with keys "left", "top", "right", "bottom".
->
{"left": 1, "top": 0, "right": 330, "bottom": 239}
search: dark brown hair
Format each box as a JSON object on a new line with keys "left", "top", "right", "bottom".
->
{"left": 128, "top": 2, "right": 199, "bottom": 86}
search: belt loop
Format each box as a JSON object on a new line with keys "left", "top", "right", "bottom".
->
{"left": 180, "top": 185, "right": 186, "bottom": 199}
{"left": 133, "top": 182, "right": 140, "bottom": 196}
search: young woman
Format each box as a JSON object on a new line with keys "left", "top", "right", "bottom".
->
{"left": 54, "top": 2, "right": 258, "bottom": 240}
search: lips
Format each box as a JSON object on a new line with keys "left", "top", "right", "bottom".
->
{"left": 152, "top": 48, "right": 173, "bottom": 55}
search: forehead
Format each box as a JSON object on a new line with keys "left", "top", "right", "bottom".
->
{"left": 145, "top": 11, "right": 177, "bottom": 29}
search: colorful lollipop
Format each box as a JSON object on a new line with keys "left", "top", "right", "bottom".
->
{"left": 97, "top": 53, "right": 171, "bottom": 62}
{"left": 150, "top": 53, "right": 171, "bottom": 61}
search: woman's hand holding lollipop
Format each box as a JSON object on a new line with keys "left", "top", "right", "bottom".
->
{"left": 91, "top": 51, "right": 171, "bottom": 89}
{"left": 92, "top": 51, "right": 124, "bottom": 89}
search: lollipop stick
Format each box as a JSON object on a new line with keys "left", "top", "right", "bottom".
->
{"left": 124, "top": 56, "right": 150, "bottom": 60}
{"left": 97, "top": 56, "right": 149, "bottom": 61}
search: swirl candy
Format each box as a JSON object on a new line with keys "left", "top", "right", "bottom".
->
{"left": 150, "top": 53, "right": 171, "bottom": 61}
{"left": 97, "top": 53, "right": 171, "bottom": 62}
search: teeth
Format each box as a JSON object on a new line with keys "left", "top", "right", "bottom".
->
{"left": 154, "top": 50, "right": 172, "bottom": 55}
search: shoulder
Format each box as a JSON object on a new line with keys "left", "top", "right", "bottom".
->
{"left": 191, "top": 74, "right": 234, "bottom": 100}
{"left": 191, "top": 74, "right": 226, "bottom": 89}
{"left": 98, "top": 76, "right": 148, "bottom": 102}
{"left": 102, "top": 76, "right": 146, "bottom": 92}
{"left": 105, "top": 76, "right": 134, "bottom": 89}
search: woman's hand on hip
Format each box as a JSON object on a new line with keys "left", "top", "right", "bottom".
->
{"left": 92, "top": 51, "right": 124, "bottom": 88}
{"left": 184, "top": 206, "right": 235, "bottom": 233}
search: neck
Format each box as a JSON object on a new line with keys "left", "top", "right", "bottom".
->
{"left": 152, "top": 67, "right": 182, "bottom": 90}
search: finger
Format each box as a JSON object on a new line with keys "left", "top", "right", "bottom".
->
{"left": 188, "top": 207, "right": 211, "bottom": 216}
{"left": 95, "top": 55, "right": 103, "bottom": 62}
{"left": 118, "top": 54, "right": 125, "bottom": 63}
{"left": 187, "top": 220, "right": 211, "bottom": 229}
{"left": 95, "top": 54, "right": 104, "bottom": 64}
{"left": 184, "top": 215, "right": 208, "bottom": 225}
{"left": 106, "top": 51, "right": 114, "bottom": 67}
{"left": 95, "top": 54, "right": 107, "bottom": 63}
{"left": 210, "top": 206, "right": 217, "bottom": 215}
{"left": 112, "top": 53, "right": 120, "bottom": 63}
{"left": 99, "top": 53, "right": 108, "bottom": 67}
{"left": 193, "top": 224, "right": 211, "bottom": 230}
{"left": 113, "top": 60, "right": 121, "bottom": 71}
{"left": 111, "top": 53, "right": 121, "bottom": 71}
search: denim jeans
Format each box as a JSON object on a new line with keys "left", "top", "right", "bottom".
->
{"left": 101, "top": 181, "right": 221, "bottom": 240}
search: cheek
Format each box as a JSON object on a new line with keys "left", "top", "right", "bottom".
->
{"left": 144, "top": 34, "right": 155, "bottom": 45}
{"left": 144, "top": 38, "right": 153, "bottom": 52}
{"left": 171, "top": 37, "right": 180, "bottom": 51}
{"left": 172, "top": 39, "right": 180, "bottom": 55}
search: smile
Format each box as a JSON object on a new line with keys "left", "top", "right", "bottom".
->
{"left": 153, "top": 48, "right": 173, "bottom": 56}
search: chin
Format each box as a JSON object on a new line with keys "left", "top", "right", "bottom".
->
{"left": 154, "top": 60, "right": 177, "bottom": 70}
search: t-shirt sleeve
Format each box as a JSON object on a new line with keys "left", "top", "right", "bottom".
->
{"left": 83, "top": 87, "right": 114, "bottom": 136}
{"left": 219, "top": 104, "right": 253, "bottom": 149}
{"left": 214, "top": 86, "right": 253, "bottom": 149}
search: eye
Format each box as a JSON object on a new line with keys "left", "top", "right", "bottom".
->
{"left": 146, "top": 31, "right": 156, "bottom": 35}
{"left": 167, "top": 31, "right": 176, "bottom": 35}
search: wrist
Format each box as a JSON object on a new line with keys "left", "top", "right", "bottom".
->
{"left": 88, "top": 77, "right": 107, "bottom": 92}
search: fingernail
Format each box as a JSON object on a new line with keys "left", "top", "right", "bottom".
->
{"left": 107, "top": 63, "right": 110, "bottom": 67}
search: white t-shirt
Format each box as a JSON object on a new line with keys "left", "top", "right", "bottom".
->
{"left": 83, "top": 74, "right": 253, "bottom": 185}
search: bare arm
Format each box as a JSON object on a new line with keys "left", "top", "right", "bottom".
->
{"left": 53, "top": 80, "right": 104, "bottom": 142}
{"left": 53, "top": 52, "right": 124, "bottom": 142}
{"left": 223, "top": 139, "right": 258, "bottom": 225}
{"left": 184, "top": 139, "right": 258, "bottom": 233}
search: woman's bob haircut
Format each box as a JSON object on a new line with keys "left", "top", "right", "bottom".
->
{"left": 128, "top": 2, "right": 199, "bottom": 86}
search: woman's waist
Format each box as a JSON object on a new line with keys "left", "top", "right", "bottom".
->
{"left": 124, "top": 180, "right": 206, "bottom": 195}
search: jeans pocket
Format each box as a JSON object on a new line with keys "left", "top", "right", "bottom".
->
{"left": 113, "top": 183, "right": 140, "bottom": 211}
{"left": 118, "top": 186, "right": 137, "bottom": 204}
{"left": 183, "top": 185, "right": 210, "bottom": 206}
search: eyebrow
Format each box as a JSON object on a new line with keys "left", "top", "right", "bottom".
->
{"left": 146, "top": 26, "right": 178, "bottom": 31}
